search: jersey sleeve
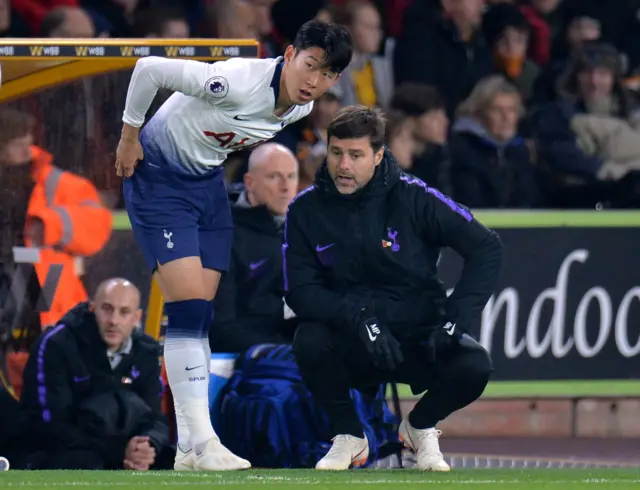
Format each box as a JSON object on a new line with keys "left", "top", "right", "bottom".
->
{"left": 122, "top": 57, "right": 257, "bottom": 128}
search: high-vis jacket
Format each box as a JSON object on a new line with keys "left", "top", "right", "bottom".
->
{"left": 26, "top": 146, "right": 112, "bottom": 327}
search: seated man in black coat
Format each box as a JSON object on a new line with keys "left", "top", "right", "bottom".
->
{"left": 15, "top": 278, "right": 171, "bottom": 470}
{"left": 209, "top": 143, "right": 300, "bottom": 354}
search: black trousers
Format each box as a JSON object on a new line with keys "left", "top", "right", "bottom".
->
{"left": 293, "top": 322, "right": 493, "bottom": 437}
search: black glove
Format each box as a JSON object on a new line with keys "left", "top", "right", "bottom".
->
{"left": 355, "top": 312, "right": 404, "bottom": 371}
{"left": 405, "top": 321, "right": 464, "bottom": 362}
{"left": 439, "top": 321, "right": 463, "bottom": 341}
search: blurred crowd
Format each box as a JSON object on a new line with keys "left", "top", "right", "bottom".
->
{"left": 4, "top": 0, "right": 640, "bottom": 208}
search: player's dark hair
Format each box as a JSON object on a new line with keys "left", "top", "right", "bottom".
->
{"left": 327, "top": 105, "right": 386, "bottom": 152}
{"left": 293, "top": 19, "right": 353, "bottom": 74}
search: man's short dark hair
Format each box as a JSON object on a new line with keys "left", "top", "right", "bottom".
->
{"left": 293, "top": 19, "right": 353, "bottom": 74}
{"left": 327, "top": 105, "right": 386, "bottom": 152}
{"left": 390, "top": 83, "right": 445, "bottom": 117}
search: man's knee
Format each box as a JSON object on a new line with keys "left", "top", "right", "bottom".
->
{"left": 292, "top": 322, "right": 334, "bottom": 366}
{"left": 455, "top": 334, "right": 493, "bottom": 383}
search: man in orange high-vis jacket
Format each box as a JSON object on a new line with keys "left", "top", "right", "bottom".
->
{"left": 0, "top": 108, "right": 113, "bottom": 328}
{"left": 27, "top": 145, "right": 113, "bottom": 326}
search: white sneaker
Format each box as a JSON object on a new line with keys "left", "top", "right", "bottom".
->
{"left": 174, "top": 447, "right": 195, "bottom": 471}
{"left": 399, "top": 420, "right": 450, "bottom": 472}
{"left": 193, "top": 437, "right": 252, "bottom": 471}
{"left": 316, "top": 434, "right": 369, "bottom": 470}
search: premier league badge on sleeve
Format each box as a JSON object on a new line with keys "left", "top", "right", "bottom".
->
{"left": 205, "top": 76, "right": 229, "bottom": 98}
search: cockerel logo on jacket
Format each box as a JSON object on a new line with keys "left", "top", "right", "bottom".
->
{"left": 381, "top": 228, "right": 400, "bottom": 252}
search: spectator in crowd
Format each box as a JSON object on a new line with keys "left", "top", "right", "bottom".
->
{"left": 534, "top": 4, "right": 607, "bottom": 103}
{"left": 0, "top": 0, "right": 9, "bottom": 35}
{"left": 483, "top": 3, "right": 541, "bottom": 102}
{"left": 0, "top": 108, "right": 112, "bottom": 328}
{"left": 516, "top": 0, "right": 553, "bottom": 66}
{"left": 294, "top": 92, "right": 342, "bottom": 190}
{"left": 39, "top": 6, "right": 95, "bottom": 37}
{"left": 564, "top": 0, "right": 638, "bottom": 53}
{"left": 12, "top": 278, "right": 171, "bottom": 470}
{"left": 81, "top": 0, "right": 138, "bottom": 37}
{"left": 331, "top": 1, "right": 393, "bottom": 108}
{"left": 210, "top": 144, "right": 299, "bottom": 354}
{"left": 251, "top": 0, "right": 280, "bottom": 57}
{"left": 384, "top": 110, "right": 416, "bottom": 171}
{"left": 524, "top": 0, "right": 566, "bottom": 45}
{"left": 555, "top": 5, "right": 603, "bottom": 59}
{"left": 450, "top": 75, "right": 540, "bottom": 208}
{"left": 315, "top": 5, "right": 333, "bottom": 24}
{"left": 205, "top": 0, "right": 259, "bottom": 40}
{"left": 10, "top": 0, "right": 80, "bottom": 35}
{"left": 394, "top": 0, "right": 494, "bottom": 117}
{"left": 530, "top": 43, "right": 640, "bottom": 207}
{"left": 131, "top": 6, "right": 190, "bottom": 38}
{"left": 0, "top": 0, "right": 30, "bottom": 36}
{"left": 390, "top": 82, "right": 452, "bottom": 195}
{"left": 270, "top": 0, "right": 326, "bottom": 47}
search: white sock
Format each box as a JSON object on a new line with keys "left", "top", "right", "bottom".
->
{"left": 201, "top": 336, "right": 211, "bottom": 382}
{"left": 176, "top": 411, "right": 191, "bottom": 453}
{"left": 164, "top": 336, "right": 216, "bottom": 451}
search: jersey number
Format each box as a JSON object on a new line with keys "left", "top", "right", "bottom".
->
{"left": 204, "top": 131, "right": 265, "bottom": 151}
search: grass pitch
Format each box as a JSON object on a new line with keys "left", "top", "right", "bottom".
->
{"left": 2, "top": 469, "right": 639, "bottom": 489}
{"left": 393, "top": 379, "right": 640, "bottom": 399}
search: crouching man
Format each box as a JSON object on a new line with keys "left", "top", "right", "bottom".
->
{"left": 283, "top": 106, "right": 503, "bottom": 471}
{"left": 16, "top": 278, "right": 171, "bottom": 470}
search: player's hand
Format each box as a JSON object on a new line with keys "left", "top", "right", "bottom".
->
{"left": 355, "top": 310, "right": 404, "bottom": 371}
{"left": 123, "top": 436, "right": 156, "bottom": 471}
{"left": 408, "top": 321, "right": 463, "bottom": 343}
{"left": 115, "top": 134, "right": 143, "bottom": 178}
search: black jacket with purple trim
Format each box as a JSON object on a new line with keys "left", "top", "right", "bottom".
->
{"left": 282, "top": 149, "right": 504, "bottom": 338}
{"left": 18, "top": 303, "right": 169, "bottom": 468}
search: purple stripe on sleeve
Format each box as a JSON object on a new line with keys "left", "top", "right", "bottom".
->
{"left": 36, "top": 324, "right": 66, "bottom": 423}
{"left": 400, "top": 175, "right": 473, "bottom": 222}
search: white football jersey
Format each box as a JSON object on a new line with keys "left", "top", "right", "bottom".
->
{"left": 122, "top": 56, "right": 313, "bottom": 176}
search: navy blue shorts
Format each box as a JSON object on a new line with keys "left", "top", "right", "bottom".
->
{"left": 123, "top": 144, "right": 232, "bottom": 273}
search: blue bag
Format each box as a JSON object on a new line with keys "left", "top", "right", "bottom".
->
{"left": 218, "top": 344, "right": 401, "bottom": 469}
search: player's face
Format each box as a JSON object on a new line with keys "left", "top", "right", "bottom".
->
{"left": 92, "top": 287, "right": 141, "bottom": 351}
{"left": 326, "top": 136, "right": 383, "bottom": 194}
{"left": 283, "top": 46, "right": 341, "bottom": 105}
{"left": 246, "top": 154, "right": 299, "bottom": 216}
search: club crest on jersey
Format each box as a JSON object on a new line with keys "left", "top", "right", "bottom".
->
{"left": 205, "top": 76, "right": 229, "bottom": 98}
